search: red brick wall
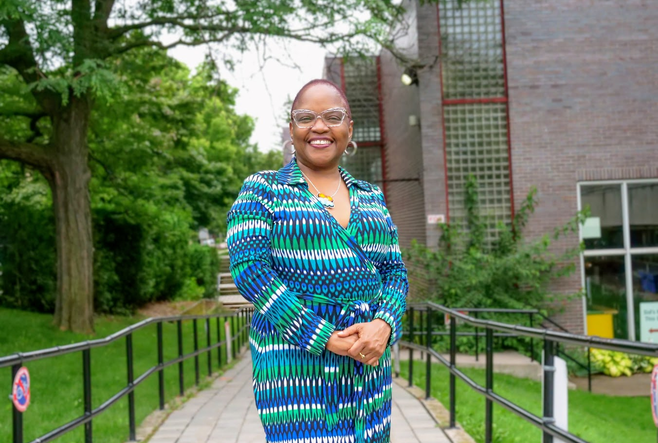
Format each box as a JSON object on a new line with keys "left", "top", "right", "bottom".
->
{"left": 379, "top": 1, "right": 427, "bottom": 251}
{"left": 504, "top": 0, "right": 658, "bottom": 332}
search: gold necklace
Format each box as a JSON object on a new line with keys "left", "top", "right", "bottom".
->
{"left": 300, "top": 171, "right": 342, "bottom": 209}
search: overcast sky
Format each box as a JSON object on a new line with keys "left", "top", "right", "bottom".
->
{"left": 168, "top": 41, "right": 326, "bottom": 153}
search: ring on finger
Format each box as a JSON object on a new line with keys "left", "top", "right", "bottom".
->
{"left": 359, "top": 352, "right": 366, "bottom": 359}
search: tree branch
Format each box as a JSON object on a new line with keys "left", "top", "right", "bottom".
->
{"left": 89, "top": 151, "right": 114, "bottom": 178}
{"left": 107, "top": 12, "right": 232, "bottom": 40}
{"left": 0, "top": 109, "right": 47, "bottom": 119}
{"left": 0, "top": 137, "right": 52, "bottom": 171}
{"left": 26, "top": 113, "right": 46, "bottom": 143}
{"left": 93, "top": 0, "right": 116, "bottom": 24}
{"left": 0, "top": 18, "right": 59, "bottom": 113}
{"left": 111, "top": 33, "right": 232, "bottom": 57}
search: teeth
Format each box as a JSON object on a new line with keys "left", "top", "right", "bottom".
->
{"left": 310, "top": 140, "right": 331, "bottom": 145}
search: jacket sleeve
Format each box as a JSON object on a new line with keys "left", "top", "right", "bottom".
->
{"left": 226, "top": 173, "right": 336, "bottom": 355}
{"left": 371, "top": 187, "right": 409, "bottom": 346}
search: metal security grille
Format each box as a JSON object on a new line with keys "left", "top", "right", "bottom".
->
{"left": 439, "top": 0, "right": 506, "bottom": 100}
{"left": 444, "top": 103, "right": 511, "bottom": 243}
{"left": 439, "top": 0, "right": 512, "bottom": 244}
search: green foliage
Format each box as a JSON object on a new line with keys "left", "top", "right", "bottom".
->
{"left": 28, "top": 60, "right": 123, "bottom": 106}
{"left": 404, "top": 175, "right": 586, "bottom": 310}
{"left": 589, "top": 348, "right": 658, "bottom": 377}
{"left": 0, "top": 168, "right": 55, "bottom": 311}
{"left": 1, "top": 0, "right": 412, "bottom": 107}
{"left": 0, "top": 47, "right": 279, "bottom": 314}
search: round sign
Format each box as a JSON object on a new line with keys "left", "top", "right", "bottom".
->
{"left": 12, "top": 367, "right": 30, "bottom": 413}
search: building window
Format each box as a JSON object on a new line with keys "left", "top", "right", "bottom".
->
{"left": 438, "top": 0, "right": 512, "bottom": 245}
{"left": 580, "top": 181, "right": 658, "bottom": 341}
{"left": 325, "top": 57, "right": 385, "bottom": 191}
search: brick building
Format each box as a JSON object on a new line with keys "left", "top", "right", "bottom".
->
{"left": 324, "top": 0, "right": 658, "bottom": 337}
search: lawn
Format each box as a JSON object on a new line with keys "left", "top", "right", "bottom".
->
{"left": 400, "top": 360, "right": 654, "bottom": 443}
{"left": 0, "top": 307, "right": 242, "bottom": 443}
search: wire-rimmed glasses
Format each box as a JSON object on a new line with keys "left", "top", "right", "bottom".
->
{"left": 291, "top": 107, "right": 349, "bottom": 129}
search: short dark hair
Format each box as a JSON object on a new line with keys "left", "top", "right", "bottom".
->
{"left": 290, "top": 79, "right": 352, "bottom": 117}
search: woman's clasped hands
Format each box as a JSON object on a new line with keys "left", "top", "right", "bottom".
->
{"left": 326, "top": 319, "right": 392, "bottom": 367}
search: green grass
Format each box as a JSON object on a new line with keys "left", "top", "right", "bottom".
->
{"left": 0, "top": 308, "right": 244, "bottom": 443}
{"left": 400, "top": 361, "right": 654, "bottom": 443}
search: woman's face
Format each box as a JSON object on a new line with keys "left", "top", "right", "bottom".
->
{"left": 289, "top": 84, "right": 353, "bottom": 171}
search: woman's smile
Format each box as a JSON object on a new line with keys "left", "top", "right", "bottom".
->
{"left": 308, "top": 137, "right": 333, "bottom": 149}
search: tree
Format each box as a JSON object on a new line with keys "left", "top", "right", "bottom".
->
{"left": 0, "top": 0, "right": 409, "bottom": 332}
{"left": 1, "top": 46, "right": 279, "bottom": 314}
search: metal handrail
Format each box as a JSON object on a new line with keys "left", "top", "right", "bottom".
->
{"left": 400, "top": 303, "right": 658, "bottom": 443}
{"left": 407, "top": 305, "right": 595, "bottom": 391}
{"left": 6, "top": 307, "right": 254, "bottom": 443}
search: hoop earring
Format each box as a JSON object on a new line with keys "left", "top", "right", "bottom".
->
{"left": 343, "top": 140, "right": 357, "bottom": 157}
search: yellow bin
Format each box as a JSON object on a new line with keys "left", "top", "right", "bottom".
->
{"left": 587, "top": 312, "right": 616, "bottom": 339}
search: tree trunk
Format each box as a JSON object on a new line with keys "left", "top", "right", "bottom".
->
{"left": 50, "top": 97, "right": 95, "bottom": 333}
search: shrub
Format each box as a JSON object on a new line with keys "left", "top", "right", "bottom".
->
{"left": 404, "top": 175, "right": 586, "bottom": 311}
{"left": 590, "top": 348, "right": 657, "bottom": 377}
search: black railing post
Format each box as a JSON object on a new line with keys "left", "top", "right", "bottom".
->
{"left": 449, "top": 315, "right": 457, "bottom": 429}
{"left": 12, "top": 364, "right": 24, "bottom": 443}
{"left": 242, "top": 310, "right": 246, "bottom": 349}
{"left": 216, "top": 317, "right": 222, "bottom": 367}
{"left": 587, "top": 347, "right": 592, "bottom": 393}
{"left": 157, "top": 322, "right": 165, "bottom": 410}
{"left": 126, "top": 333, "right": 136, "bottom": 441}
{"left": 474, "top": 311, "right": 480, "bottom": 362}
{"left": 238, "top": 311, "right": 244, "bottom": 350}
{"left": 543, "top": 339, "right": 555, "bottom": 443}
{"left": 230, "top": 315, "right": 236, "bottom": 360}
{"left": 83, "top": 349, "right": 92, "bottom": 443}
{"left": 193, "top": 319, "right": 200, "bottom": 386}
{"left": 206, "top": 317, "right": 212, "bottom": 377}
{"left": 419, "top": 309, "right": 424, "bottom": 361}
{"left": 177, "top": 320, "right": 184, "bottom": 396}
{"left": 529, "top": 313, "right": 535, "bottom": 362}
{"left": 408, "top": 307, "right": 414, "bottom": 387}
{"left": 485, "top": 328, "right": 494, "bottom": 443}
{"left": 425, "top": 308, "right": 432, "bottom": 400}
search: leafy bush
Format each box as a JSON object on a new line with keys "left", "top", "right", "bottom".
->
{"left": 404, "top": 175, "right": 585, "bottom": 311}
{"left": 590, "top": 348, "right": 658, "bottom": 377}
{"left": 0, "top": 175, "right": 220, "bottom": 314}
{"left": 0, "top": 175, "right": 56, "bottom": 312}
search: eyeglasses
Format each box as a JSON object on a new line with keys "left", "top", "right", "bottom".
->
{"left": 291, "top": 107, "right": 349, "bottom": 129}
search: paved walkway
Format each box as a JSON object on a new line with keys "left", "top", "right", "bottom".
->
{"left": 147, "top": 353, "right": 451, "bottom": 443}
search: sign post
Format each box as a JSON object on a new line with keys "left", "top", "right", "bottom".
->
{"left": 11, "top": 365, "right": 30, "bottom": 443}
{"left": 640, "top": 302, "right": 658, "bottom": 343}
{"left": 12, "top": 366, "right": 31, "bottom": 412}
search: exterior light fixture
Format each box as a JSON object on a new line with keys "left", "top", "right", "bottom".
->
{"left": 401, "top": 67, "right": 418, "bottom": 86}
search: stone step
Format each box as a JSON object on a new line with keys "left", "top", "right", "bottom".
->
{"left": 218, "top": 295, "right": 251, "bottom": 310}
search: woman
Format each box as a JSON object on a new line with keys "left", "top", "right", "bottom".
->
{"left": 227, "top": 79, "right": 408, "bottom": 443}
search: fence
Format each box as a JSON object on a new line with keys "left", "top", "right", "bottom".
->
{"left": 408, "top": 307, "right": 594, "bottom": 392}
{"left": 400, "top": 302, "right": 658, "bottom": 443}
{"left": 1, "top": 307, "right": 253, "bottom": 443}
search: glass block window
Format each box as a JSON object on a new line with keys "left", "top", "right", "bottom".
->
{"left": 439, "top": 0, "right": 506, "bottom": 100}
{"left": 342, "top": 60, "right": 381, "bottom": 142}
{"left": 444, "top": 103, "right": 511, "bottom": 243}
{"left": 439, "top": 0, "right": 512, "bottom": 245}
{"left": 340, "top": 146, "right": 383, "bottom": 189}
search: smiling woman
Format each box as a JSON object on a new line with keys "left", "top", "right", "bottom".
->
{"left": 226, "top": 79, "right": 409, "bottom": 443}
